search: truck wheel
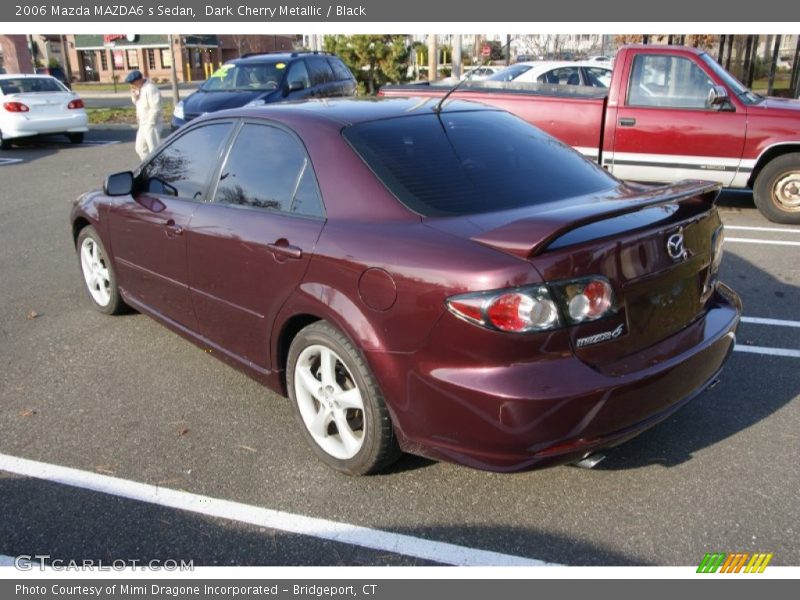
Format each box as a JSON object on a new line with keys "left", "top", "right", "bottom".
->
{"left": 754, "top": 153, "right": 800, "bottom": 224}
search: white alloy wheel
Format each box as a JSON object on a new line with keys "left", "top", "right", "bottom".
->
{"left": 293, "top": 344, "right": 366, "bottom": 460}
{"left": 80, "top": 236, "right": 112, "bottom": 307}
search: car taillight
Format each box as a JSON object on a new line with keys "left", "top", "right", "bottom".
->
{"left": 3, "top": 102, "right": 29, "bottom": 112}
{"left": 446, "top": 276, "right": 618, "bottom": 334}
{"left": 67, "top": 99, "right": 85, "bottom": 109}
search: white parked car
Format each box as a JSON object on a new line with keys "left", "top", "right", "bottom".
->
{"left": 486, "top": 61, "right": 612, "bottom": 88}
{"left": 0, "top": 74, "right": 89, "bottom": 149}
{"left": 460, "top": 66, "right": 505, "bottom": 81}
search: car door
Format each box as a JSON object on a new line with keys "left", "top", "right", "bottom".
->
{"left": 187, "top": 121, "right": 326, "bottom": 368}
{"left": 107, "top": 121, "right": 234, "bottom": 329}
{"left": 608, "top": 52, "right": 747, "bottom": 186}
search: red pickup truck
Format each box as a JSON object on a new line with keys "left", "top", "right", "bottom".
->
{"left": 380, "top": 45, "right": 800, "bottom": 224}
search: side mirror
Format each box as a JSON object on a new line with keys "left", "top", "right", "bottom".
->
{"left": 288, "top": 80, "right": 306, "bottom": 93}
{"left": 707, "top": 85, "right": 729, "bottom": 109}
{"left": 104, "top": 171, "right": 134, "bottom": 196}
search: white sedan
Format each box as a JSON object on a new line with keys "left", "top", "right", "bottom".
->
{"left": 0, "top": 74, "right": 89, "bottom": 149}
{"left": 487, "top": 61, "right": 612, "bottom": 88}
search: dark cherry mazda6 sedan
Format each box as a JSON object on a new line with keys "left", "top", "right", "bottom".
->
{"left": 70, "top": 98, "right": 741, "bottom": 475}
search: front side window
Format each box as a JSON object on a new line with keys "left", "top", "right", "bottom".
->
{"left": 307, "top": 57, "right": 336, "bottom": 86}
{"left": 213, "top": 123, "right": 324, "bottom": 218}
{"left": 627, "top": 54, "right": 715, "bottom": 109}
{"left": 142, "top": 123, "right": 233, "bottom": 201}
{"left": 285, "top": 60, "right": 311, "bottom": 89}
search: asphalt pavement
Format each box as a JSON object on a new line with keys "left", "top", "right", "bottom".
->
{"left": 0, "top": 131, "right": 797, "bottom": 567}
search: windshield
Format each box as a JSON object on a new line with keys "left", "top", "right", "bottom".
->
{"left": 699, "top": 53, "right": 763, "bottom": 105}
{"left": 0, "top": 77, "right": 67, "bottom": 94}
{"left": 486, "top": 64, "right": 532, "bottom": 82}
{"left": 343, "top": 110, "right": 617, "bottom": 217}
{"left": 200, "top": 62, "right": 285, "bottom": 92}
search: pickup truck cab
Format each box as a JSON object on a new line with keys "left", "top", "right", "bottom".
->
{"left": 380, "top": 45, "right": 800, "bottom": 224}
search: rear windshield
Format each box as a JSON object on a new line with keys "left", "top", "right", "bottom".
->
{"left": 343, "top": 110, "right": 617, "bottom": 217}
{"left": 201, "top": 62, "right": 285, "bottom": 92}
{"left": 0, "top": 77, "right": 66, "bottom": 94}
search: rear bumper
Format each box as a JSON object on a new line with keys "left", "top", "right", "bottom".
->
{"left": 2, "top": 113, "right": 89, "bottom": 139}
{"left": 370, "top": 283, "right": 741, "bottom": 471}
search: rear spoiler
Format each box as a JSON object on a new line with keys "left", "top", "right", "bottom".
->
{"left": 470, "top": 181, "right": 721, "bottom": 259}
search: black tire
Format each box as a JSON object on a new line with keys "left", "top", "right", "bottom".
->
{"left": 753, "top": 153, "right": 800, "bottom": 225}
{"left": 76, "top": 225, "right": 126, "bottom": 315}
{"left": 287, "top": 321, "right": 401, "bottom": 475}
{"left": 0, "top": 131, "right": 11, "bottom": 150}
{"left": 67, "top": 132, "right": 84, "bottom": 144}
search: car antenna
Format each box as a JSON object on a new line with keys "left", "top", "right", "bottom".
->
{"left": 434, "top": 37, "right": 513, "bottom": 115}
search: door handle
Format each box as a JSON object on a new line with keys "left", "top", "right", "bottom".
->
{"left": 619, "top": 117, "right": 636, "bottom": 127}
{"left": 164, "top": 219, "right": 184, "bottom": 236}
{"left": 267, "top": 240, "right": 303, "bottom": 260}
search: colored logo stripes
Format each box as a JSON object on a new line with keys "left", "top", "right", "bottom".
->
{"left": 697, "top": 552, "right": 773, "bottom": 573}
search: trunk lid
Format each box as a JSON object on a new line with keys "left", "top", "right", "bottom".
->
{"left": 428, "top": 181, "right": 723, "bottom": 370}
{"left": 14, "top": 91, "right": 78, "bottom": 116}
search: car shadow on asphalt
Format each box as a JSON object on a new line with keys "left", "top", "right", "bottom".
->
{"left": 0, "top": 473, "right": 647, "bottom": 565}
{"left": 596, "top": 251, "right": 799, "bottom": 471}
{"left": 0, "top": 129, "right": 137, "bottom": 167}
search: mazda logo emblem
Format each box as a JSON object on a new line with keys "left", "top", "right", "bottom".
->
{"left": 667, "top": 231, "right": 686, "bottom": 261}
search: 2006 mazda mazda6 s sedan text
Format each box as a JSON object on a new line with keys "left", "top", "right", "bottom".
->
{"left": 70, "top": 98, "right": 741, "bottom": 475}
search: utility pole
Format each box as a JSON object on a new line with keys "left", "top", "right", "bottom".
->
{"left": 505, "top": 34, "right": 511, "bottom": 66}
{"left": 452, "top": 35, "right": 462, "bottom": 79}
{"left": 60, "top": 35, "right": 73, "bottom": 86}
{"left": 168, "top": 34, "right": 180, "bottom": 105}
{"left": 427, "top": 34, "right": 437, "bottom": 82}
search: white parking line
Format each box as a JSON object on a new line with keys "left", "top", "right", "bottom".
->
{"left": 726, "top": 237, "right": 800, "bottom": 247}
{"left": 741, "top": 316, "right": 800, "bottom": 328}
{"left": 725, "top": 225, "right": 800, "bottom": 234}
{"left": 734, "top": 345, "right": 800, "bottom": 358}
{"left": 81, "top": 141, "right": 121, "bottom": 146}
{"left": 0, "top": 158, "right": 23, "bottom": 166}
{"left": 0, "top": 453, "right": 554, "bottom": 567}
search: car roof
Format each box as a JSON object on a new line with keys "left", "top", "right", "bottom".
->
{"left": 208, "top": 97, "right": 498, "bottom": 128}
{"left": 232, "top": 52, "right": 335, "bottom": 65}
{"left": 0, "top": 73, "right": 58, "bottom": 80}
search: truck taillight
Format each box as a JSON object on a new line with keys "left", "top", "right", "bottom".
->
{"left": 446, "top": 276, "right": 618, "bottom": 334}
{"left": 67, "top": 99, "right": 85, "bottom": 109}
{"left": 3, "top": 102, "right": 29, "bottom": 112}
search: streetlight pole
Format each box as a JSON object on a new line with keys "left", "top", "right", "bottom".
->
{"left": 168, "top": 34, "right": 180, "bottom": 105}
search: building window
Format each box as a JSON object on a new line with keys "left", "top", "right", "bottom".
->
{"left": 127, "top": 49, "right": 139, "bottom": 69}
{"left": 147, "top": 49, "right": 156, "bottom": 70}
{"left": 160, "top": 49, "right": 172, "bottom": 68}
{"left": 113, "top": 50, "right": 124, "bottom": 69}
{"left": 99, "top": 50, "right": 108, "bottom": 70}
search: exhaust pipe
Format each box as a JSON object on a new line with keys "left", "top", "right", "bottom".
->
{"left": 572, "top": 452, "right": 606, "bottom": 469}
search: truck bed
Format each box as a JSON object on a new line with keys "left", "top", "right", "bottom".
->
{"left": 380, "top": 81, "right": 608, "bottom": 160}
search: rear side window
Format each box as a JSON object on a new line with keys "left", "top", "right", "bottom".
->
{"left": 343, "top": 111, "right": 616, "bottom": 217}
{"left": 328, "top": 58, "right": 353, "bottom": 81}
{"left": 213, "top": 123, "right": 324, "bottom": 218}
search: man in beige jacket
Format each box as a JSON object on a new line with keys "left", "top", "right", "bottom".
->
{"left": 125, "top": 70, "right": 162, "bottom": 160}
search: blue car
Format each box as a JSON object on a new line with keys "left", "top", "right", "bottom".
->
{"left": 171, "top": 51, "right": 357, "bottom": 129}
